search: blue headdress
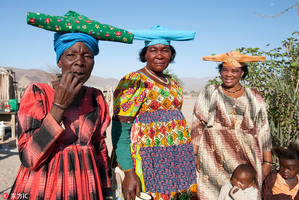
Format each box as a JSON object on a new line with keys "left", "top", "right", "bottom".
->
{"left": 54, "top": 32, "right": 99, "bottom": 62}
{"left": 128, "top": 25, "right": 196, "bottom": 47}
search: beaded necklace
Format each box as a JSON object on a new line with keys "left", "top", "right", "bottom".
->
{"left": 286, "top": 176, "right": 298, "bottom": 181}
{"left": 144, "top": 66, "right": 169, "bottom": 85}
{"left": 222, "top": 84, "right": 243, "bottom": 93}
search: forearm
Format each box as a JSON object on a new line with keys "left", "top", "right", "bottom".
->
{"left": 262, "top": 151, "right": 273, "bottom": 180}
{"left": 263, "top": 151, "right": 273, "bottom": 163}
{"left": 193, "top": 144, "right": 199, "bottom": 154}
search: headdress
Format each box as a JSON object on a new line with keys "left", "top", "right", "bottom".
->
{"left": 27, "top": 10, "right": 134, "bottom": 43}
{"left": 127, "top": 25, "right": 195, "bottom": 47}
{"left": 27, "top": 11, "right": 134, "bottom": 61}
{"left": 53, "top": 32, "right": 99, "bottom": 62}
{"left": 202, "top": 50, "right": 266, "bottom": 67}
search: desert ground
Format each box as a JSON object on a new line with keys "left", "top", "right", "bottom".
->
{"left": 0, "top": 97, "right": 197, "bottom": 198}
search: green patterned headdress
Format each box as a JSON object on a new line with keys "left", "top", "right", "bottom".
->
{"left": 27, "top": 10, "right": 134, "bottom": 44}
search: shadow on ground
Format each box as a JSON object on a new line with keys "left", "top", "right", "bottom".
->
{"left": 0, "top": 132, "right": 18, "bottom": 160}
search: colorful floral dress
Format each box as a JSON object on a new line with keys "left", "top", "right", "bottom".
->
{"left": 9, "top": 83, "right": 111, "bottom": 200}
{"left": 112, "top": 72, "right": 197, "bottom": 200}
{"left": 191, "top": 85, "right": 272, "bottom": 199}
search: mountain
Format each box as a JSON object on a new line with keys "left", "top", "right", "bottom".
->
{"left": 180, "top": 76, "right": 214, "bottom": 92}
{"left": 2, "top": 66, "right": 119, "bottom": 89}
{"left": 1, "top": 66, "right": 213, "bottom": 92}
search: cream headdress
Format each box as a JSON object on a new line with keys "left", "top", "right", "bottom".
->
{"left": 202, "top": 50, "right": 266, "bottom": 67}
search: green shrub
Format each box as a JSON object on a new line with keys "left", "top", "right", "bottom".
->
{"left": 206, "top": 31, "right": 299, "bottom": 152}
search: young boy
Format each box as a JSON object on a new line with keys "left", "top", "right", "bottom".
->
{"left": 263, "top": 142, "right": 299, "bottom": 200}
{"left": 218, "top": 164, "right": 258, "bottom": 200}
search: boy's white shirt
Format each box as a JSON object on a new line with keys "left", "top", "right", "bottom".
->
{"left": 218, "top": 182, "right": 258, "bottom": 200}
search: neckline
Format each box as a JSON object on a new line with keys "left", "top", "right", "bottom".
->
{"left": 219, "top": 85, "right": 245, "bottom": 100}
{"left": 138, "top": 70, "right": 172, "bottom": 88}
{"left": 144, "top": 66, "right": 169, "bottom": 85}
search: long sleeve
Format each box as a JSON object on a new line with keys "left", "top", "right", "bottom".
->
{"left": 111, "top": 72, "right": 146, "bottom": 170}
{"left": 256, "top": 95, "right": 272, "bottom": 152}
{"left": 93, "top": 137, "right": 111, "bottom": 188}
{"left": 91, "top": 89, "right": 111, "bottom": 188}
{"left": 18, "top": 83, "right": 64, "bottom": 171}
{"left": 218, "top": 183, "right": 232, "bottom": 200}
{"left": 191, "top": 106, "right": 205, "bottom": 146}
{"left": 111, "top": 121, "right": 134, "bottom": 170}
{"left": 191, "top": 85, "right": 217, "bottom": 146}
{"left": 243, "top": 188, "right": 258, "bottom": 200}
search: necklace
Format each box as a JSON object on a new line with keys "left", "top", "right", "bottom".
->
{"left": 222, "top": 85, "right": 243, "bottom": 93}
{"left": 144, "top": 66, "right": 169, "bottom": 84}
{"left": 287, "top": 176, "right": 298, "bottom": 181}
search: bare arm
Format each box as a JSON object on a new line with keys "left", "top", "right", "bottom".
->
{"left": 262, "top": 151, "right": 273, "bottom": 181}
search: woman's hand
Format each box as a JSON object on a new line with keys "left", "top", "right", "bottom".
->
{"left": 122, "top": 169, "right": 141, "bottom": 200}
{"left": 195, "top": 156, "right": 200, "bottom": 173}
{"left": 50, "top": 70, "right": 83, "bottom": 122}
{"left": 54, "top": 70, "right": 83, "bottom": 108}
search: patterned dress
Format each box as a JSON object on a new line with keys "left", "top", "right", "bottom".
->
{"left": 191, "top": 85, "right": 272, "bottom": 199}
{"left": 112, "top": 72, "right": 197, "bottom": 200}
{"left": 9, "top": 83, "right": 110, "bottom": 200}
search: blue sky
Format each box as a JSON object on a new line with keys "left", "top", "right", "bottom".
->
{"left": 0, "top": 0, "right": 298, "bottom": 80}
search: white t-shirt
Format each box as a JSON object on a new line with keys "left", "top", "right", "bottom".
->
{"left": 218, "top": 182, "right": 258, "bottom": 200}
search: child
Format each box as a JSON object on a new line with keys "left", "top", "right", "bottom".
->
{"left": 218, "top": 164, "right": 258, "bottom": 200}
{"left": 262, "top": 142, "right": 299, "bottom": 200}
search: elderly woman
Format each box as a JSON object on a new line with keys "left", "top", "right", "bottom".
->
{"left": 111, "top": 25, "right": 197, "bottom": 200}
{"left": 9, "top": 11, "right": 133, "bottom": 200}
{"left": 191, "top": 51, "right": 273, "bottom": 199}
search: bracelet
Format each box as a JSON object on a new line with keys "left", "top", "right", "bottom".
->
{"left": 122, "top": 168, "right": 134, "bottom": 172}
{"left": 194, "top": 154, "right": 198, "bottom": 155}
{"left": 263, "top": 161, "right": 273, "bottom": 166}
{"left": 52, "top": 102, "right": 67, "bottom": 110}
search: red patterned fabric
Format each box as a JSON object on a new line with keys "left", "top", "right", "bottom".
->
{"left": 9, "top": 83, "right": 110, "bottom": 200}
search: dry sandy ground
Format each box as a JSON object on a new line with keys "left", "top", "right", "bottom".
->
{"left": 0, "top": 97, "right": 197, "bottom": 198}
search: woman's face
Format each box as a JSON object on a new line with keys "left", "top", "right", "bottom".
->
{"left": 279, "top": 159, "right": 299, "bottom": 180}
{"left": 57, "top": 42, "right": 94, "bottom": 84}
{"left": 220, "top": 65, "right": 244, "bottom": 88}
{"left": 145, "top": 44, "right": 172, "bottom": 73}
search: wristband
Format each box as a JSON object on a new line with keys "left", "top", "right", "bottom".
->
{"left": 122, "top": 168, "right": 134, "bottom": 172}
{"left": 52, "top": 102, "right": 67, "bottom": 110}
{"left": 263, "top": 161, "right": 273, "bottom": 166}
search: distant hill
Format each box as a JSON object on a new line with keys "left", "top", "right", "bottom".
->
{"left": 2, "top": 66, "right": 213, "bottom": 92}
{"left": 181, "top": 77, "right": 214, "bottom": 92}
{"left": 2, "top": 66, "right": 119, "bottom": 90}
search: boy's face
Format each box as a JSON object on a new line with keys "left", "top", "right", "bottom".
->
{"left": 279, "top": 159, "right": 299, "bottom": 180}
{"left": 231, "top": 169, "right": 254, "bottom": 190}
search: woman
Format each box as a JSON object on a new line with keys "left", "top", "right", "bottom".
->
{"left": 191, "top": 50, "right": 273, "bottom": 199}
{"left": 112, "top": 25, "right": 197, "bottom": 200}
{"left": 9, "top": 11, "right": 133, "bottom": 200}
